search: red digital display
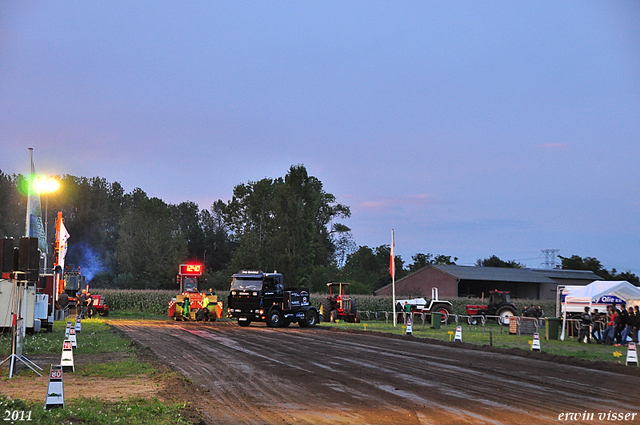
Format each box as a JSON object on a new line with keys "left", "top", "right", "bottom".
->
{"left": 179, "top": 264, "right": 203, "bottom": 276}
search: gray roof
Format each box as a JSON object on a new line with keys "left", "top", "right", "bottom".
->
{"left": 530, "top": 269, "right": 604, "bottom": 281}
{"left": 431, "top": 265, "right": 556, "bottom": 283}
{"left": 375, "top": 264, "right": 604, "bottom": 294}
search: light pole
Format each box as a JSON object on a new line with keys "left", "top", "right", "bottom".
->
{"left": 35, "top": 177, "right": 60, "bottom": 273}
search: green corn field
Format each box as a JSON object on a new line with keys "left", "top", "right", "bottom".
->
{"left": 92, "top": 289, "right": 557, "bottom": 318}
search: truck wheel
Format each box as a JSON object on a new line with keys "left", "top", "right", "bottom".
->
{"left": 496, "top": 306, "right": 517, "bottom": 326}
{"left": 267, "top": 309, "right": 282, "bottom": 327}
{"left": 321, "top": 299, "right": 332, "bottom": 323}
{"left": 303, "top": 309, "right": 318, "bottom": 327}
{"left": 432, "top": 304, "right": 453, "bottom": 324}
{"left": 238, "top": 318, "right": 251, "bottom": 327}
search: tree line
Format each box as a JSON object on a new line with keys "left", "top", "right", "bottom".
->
{"left": 1, "top": 166, "right": 636, "bottom": 292}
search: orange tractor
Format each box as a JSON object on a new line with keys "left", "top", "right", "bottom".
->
{"left": 321, "top": 282, "right": 361, "bottom": 323}
{"left": 168, "top": 264, "right": 222, "bottom": 321}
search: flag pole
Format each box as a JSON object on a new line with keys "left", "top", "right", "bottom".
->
{"left": 391, "top": 229, "right": 396, "bottom": 327}
{"left": 25, "top": 148, "right": 34, "bottom": 237}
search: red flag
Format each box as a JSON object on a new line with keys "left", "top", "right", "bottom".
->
{"left": 390, "top": 229, "right": 395, "bottom": 278}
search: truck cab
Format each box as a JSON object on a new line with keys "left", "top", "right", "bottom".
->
{"left": 228, "top": 270, "right": 318, "bottom": 328}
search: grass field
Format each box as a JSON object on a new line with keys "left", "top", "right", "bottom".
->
{"left": 321, "top": 319, "right": 634, "bottom": 364}
{"left": 0, "top": 317, "right": 202, "bottom": 425}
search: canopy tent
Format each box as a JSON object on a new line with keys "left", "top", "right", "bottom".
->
{"left": 564, "top": 280, "right": 640, "bottom": 307}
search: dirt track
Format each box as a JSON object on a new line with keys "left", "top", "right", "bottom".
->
{"left": 112, "top": 320, "right": 640, "bottom": 425}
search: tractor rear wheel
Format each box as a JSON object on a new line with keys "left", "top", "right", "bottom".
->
{"left": 321, "top": 299, "right": 332, "bottom": 323}
{"left": 496, "top": 306, "right": 517, "bottom": 326}
{"left": 331, "top": 310, "right": 338, "bottom": 323}
{"left": 431, "top": 304, "right": 453, "bottom": 324}
{"left": 354, "top": 311, "right": 361, "bottom": 324}
{"left": 267, "top": 309, "right": 283, "bottom": 327}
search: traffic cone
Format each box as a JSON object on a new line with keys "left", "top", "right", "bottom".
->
{"left": 626, "top": 342, "right": 638, "bottom": 366}
{"left": 44, "top": 365, "right": 65, "bottom": 409}
{"left": 454, "top": 326, "right": 463, "bottom": 342}
{"left": 60, "top": 340, "right": 74, "bottom": 373}
{"left": 68, "top": 328, "right": 77, "bottom": 349}
{"left": 531, "top": 333, "right": 541, "bottom": 351}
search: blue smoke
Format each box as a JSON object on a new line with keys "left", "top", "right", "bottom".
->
{"left": 67, "top": 241, "right": 104, "bottom": 282}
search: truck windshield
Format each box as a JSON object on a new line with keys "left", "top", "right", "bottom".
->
{"left": 231, "top": 278, "right": 263, "bottom": 291}
{"left": 183, "top": 277, "right": 198, "bottom": 292}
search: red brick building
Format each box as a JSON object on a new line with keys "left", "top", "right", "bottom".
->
{"left": 374, "top": 265, "right": 602, "bottom": 300}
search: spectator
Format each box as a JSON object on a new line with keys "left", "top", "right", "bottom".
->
{"left": 614, "top": 306, "right": 626, "bottom": 346}
{"left": 529, "top": 304, "right": 538, "bottom": 318}
{"left": 621, "top": 308, "right": 633, "bottom": 345}
{"left": 578, "top": 306, "right": 592, "bottom": 344}
{"left": 603, "top": 305, "right": 616, "bottom": 345}
{"left": 626, "top": 306, "right": 636, "bottom": 343}
{"left": 634, "top": 306, "right": 640, "bottom": 343}
{"left": 591, "top": 309, "right": 604, "bottom": 343}
{"left": 522, "top": 305, "right": 529, "bottom": 317}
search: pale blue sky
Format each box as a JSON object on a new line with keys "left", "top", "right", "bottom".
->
{"left": 2, "top": 1, "right": 639, "bottom": 274}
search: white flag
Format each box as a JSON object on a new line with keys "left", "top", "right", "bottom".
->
{"left": 58, "top": 221, "right": 70, "bottom": 272}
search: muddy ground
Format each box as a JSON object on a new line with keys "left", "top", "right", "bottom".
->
{"left": 110, "top": 320, "right": 640, "bottom": 425}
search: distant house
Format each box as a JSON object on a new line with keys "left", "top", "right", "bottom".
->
{"left": 374, "top": 265, "right": 603, "bottom": 300}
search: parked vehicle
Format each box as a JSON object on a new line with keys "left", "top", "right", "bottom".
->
{"left": 397, "top": 288, "right": 453, "bottom": 324}
{"left": 466, "top": 290, "right": 518, "bottom": 325}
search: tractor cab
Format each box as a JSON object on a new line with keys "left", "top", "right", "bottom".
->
{"left": 327, "top": 282, "right": 351, "bottom": 313}
{"left": 178, "top": 264, "right": 204, "bottom": 293}
{"left": 488, "top": 290, "right": 512, "bottom": 307}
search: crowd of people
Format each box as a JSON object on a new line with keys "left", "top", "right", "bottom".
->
{"left": 579, "top": 304, "right": 639, "bottom": 345}
{"left": 521, "top": 304, "right": 544, "bottom": 318}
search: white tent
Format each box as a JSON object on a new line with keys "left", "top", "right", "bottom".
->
{"left": 565, "top": 280, "right": 640, "bottom": 308}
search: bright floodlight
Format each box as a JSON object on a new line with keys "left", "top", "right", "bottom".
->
{"left": 35, "top": 177, "right": 60, "bottom": 194}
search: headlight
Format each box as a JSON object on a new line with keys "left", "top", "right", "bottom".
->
{"left": 252, "top": 292, "right": 257, "bottom": 296}
{"left": 259, "top": 309, "right": 264, "bottom": 315}
{"left": 231, "top": 291, "right": 236, "bottom": 296}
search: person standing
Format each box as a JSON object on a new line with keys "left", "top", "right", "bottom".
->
{"left": 78, "top": 289, "right": 87, "bottom": 319}
{"left": 591, "top": 309, "right": 603, "bottom": 343}
{"left": 578, "top": 306, "right": 592, "bottom": 344}
{"left": 614, "top": 306, "right": 625, "bottom": 346}
{"left": 404, "top": 301, "right": 411, "bottom": 324}
{"left": 183, "top": 296, "right": 191, "bottom": 321}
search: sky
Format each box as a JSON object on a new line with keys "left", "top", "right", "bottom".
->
{"left": 1, "top": 1, "right": 639, "bottom": 275}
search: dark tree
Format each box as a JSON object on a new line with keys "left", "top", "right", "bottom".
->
{"left": 476, "top": 255, "right": 523, "bottom": 268}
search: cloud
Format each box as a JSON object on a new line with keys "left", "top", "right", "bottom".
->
{"left": 541, "top": 143, "right": 569, "bottom": 152}
{"left": 358, "top": 194, "right": 439, "bottom": 212}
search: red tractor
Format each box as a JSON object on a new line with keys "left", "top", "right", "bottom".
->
{"left": 321, "top": 282, "right": 360, "bottom": 323}
{"left": 87, "top": 294, "right": 109, "bottom": 317}
{"left": 466, "top": 290, "right": 518, "bottom": 325}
